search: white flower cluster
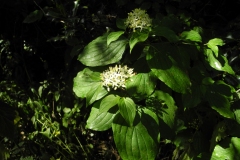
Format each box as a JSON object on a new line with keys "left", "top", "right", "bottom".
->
{"left": 125, "top": 8, "right": 152, "bottom": 32}
{"left": 101, "top": 65, "right": 135, "bottom": 91}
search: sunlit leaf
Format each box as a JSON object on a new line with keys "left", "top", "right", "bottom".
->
{"left": 205, "top": 49, "right": 235, "bottom": 74}
{"left": 40, "top": 128, "right": 51, "bottom": 139}
{"left": 118, "top": 97, "right": 136, "bottom": 126}
{"left": 112, "top": 108, "right": 159, "bottom": 160}
{"left": 78, "top": 34, "right": 128, "bottom": 66}
{"left": 99, "top": 94, "right": 120, "bottom": 112}
{"left": 86, "top": 101, "right": 118, "bottom": 131}
{"left": 207, "top": 38, "right": 224, "bottom": 57}
{"left": 211, "top": 137, "right": 240, "bottom": 160}
{"left": 181, "top": 30, "right": 202, "bottom": 42}
{"left": 107, "top": 31, "right": 125, "bottom": 46}
{"left": 73, "top": 68, "right": 101, "bottom": 98}
{"left": 86, "top": 82, "right": 108, "bottom": 106}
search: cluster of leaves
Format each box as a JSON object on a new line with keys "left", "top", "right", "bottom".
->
{"left": 72, "top": 1, "right": 240, "bottom": 160}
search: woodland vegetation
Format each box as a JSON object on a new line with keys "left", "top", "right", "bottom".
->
{"left": 1, "top": 0, "right": 240, "bottom": 159}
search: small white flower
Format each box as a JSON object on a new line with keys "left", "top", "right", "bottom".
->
{"left": 125, "top": 8, "right": 152, "bottom": 32}
{"left": 101, "top": 65, "right": 135, "bottom": 91}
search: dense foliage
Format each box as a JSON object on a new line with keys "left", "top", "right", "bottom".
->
{"left": 1, "top": 0, "right": 240, "bottom": 160}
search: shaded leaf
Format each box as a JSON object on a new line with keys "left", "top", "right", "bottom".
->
{"left": 129, "top": 31, "right": 149, "bottom": 53}
{"left": 147, "top": 90, "right": 177, "bottom": 128}
{"left": 23, "top": 10, "right": 43, "bottom": 23}
{"left": 116, "top": 18, "right": 127, "bottom": 30}
{"left": 126, "top": 73, "right": 156, "bottom": 101}
{"left": 182, "top": 83, "right": 202, "bottom": 109}
{"left": 205, "top": 90, "right": 234, "bottom": 119}
{"left": 153, "top": 26, "right": 179, "bottom": 42}
{"left": 146, "top": 44, "right": 191, "bottom": 93}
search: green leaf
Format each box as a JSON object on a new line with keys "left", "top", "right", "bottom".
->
{"left": 205, "top": 49, "right": 235, "bottom": 74}
{"left": 78, "top": 34, "right": 128, "bottom": 66}
{"left": 107, "top": 31, "right": 125, "bottom": 46}
{"left": 146, "top": 90, "right": 177, "bottom": 135}
{"left": 23, "top": 10, "right": 43, "bottom": 23}
{"left": 99, "top": 94, "right": 120, "bottom": 112}
{"left": 153, "top": 26, "right": 179, "bottom": 42}
{"left": 129, "top": 31, "right": 149, "bottom": 53}
{"left": 86, "top": 101, "right": 118, "bottom": 131}
{"left": 86, "top": 82, "right": 108, "bottom": 106}
{"left": 211, "top": 137, "right": 240, "bottom": 160}
{"left": 146, "top": 44, "right": 191, "bottom": 93}
{"left": 118, "top": 97, "right": 136, "bottom": 127}
{"left": 126, "top": 73, "right": 156, "bottom": 101}
{"left": 207, "top": 38, "right": 224, "bottom": 57}
{"left": 73, "top": 68, "right": 102, "bottom": 98}
{"left": 112, "top": 108, "right": 159, "bottom": 160}
{"left": 181, "top": 30, "right": 202, "bottom": 42}
{"left": 40, "top": 128, "right": 51, "bottom": 139}
{"left": 205, "top": 90, "right": 234, "bottom": 119}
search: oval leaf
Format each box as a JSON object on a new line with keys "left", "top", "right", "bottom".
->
{"left": 129, "top": 31, "right": 149, "bottom": 53}
{"left": 118, "top": 97, "right": 136, "bottom": 126}
{"left": 146, "top": 44, "right": 191, "bottom": 93}
{"left": 126, "top": 73, "right": 156, "bottom": 101}
{"left": 86, "top": 101, "right": 118, "bottom": 131}
{"left": 73, "top": 68, "right": 101, "bottom": 98}
{"left": 205, "top": 91, "right": 234, "bottom": 119}
{"left": 112, "top": 108, "right": 159, "bottom": 160}
{"left": 153, "top": 26, "right": 179, "bottom": 42}
{"left": 146, "top": 90, "right": 177, "bottom": 128}
{"left": 99, "top": 94, "right": 120, "bottom": 112}
{"left": 23, "top": 10, "right": 43, "bottom": 23}
{"left": 86, "top": 82, "right": 108, "bottom": 106}
{"left": 107, "top": 31, "right": 125, "bottom": 46}
{"left": 78, "top": 34, "right": 127, "bottom": 66}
